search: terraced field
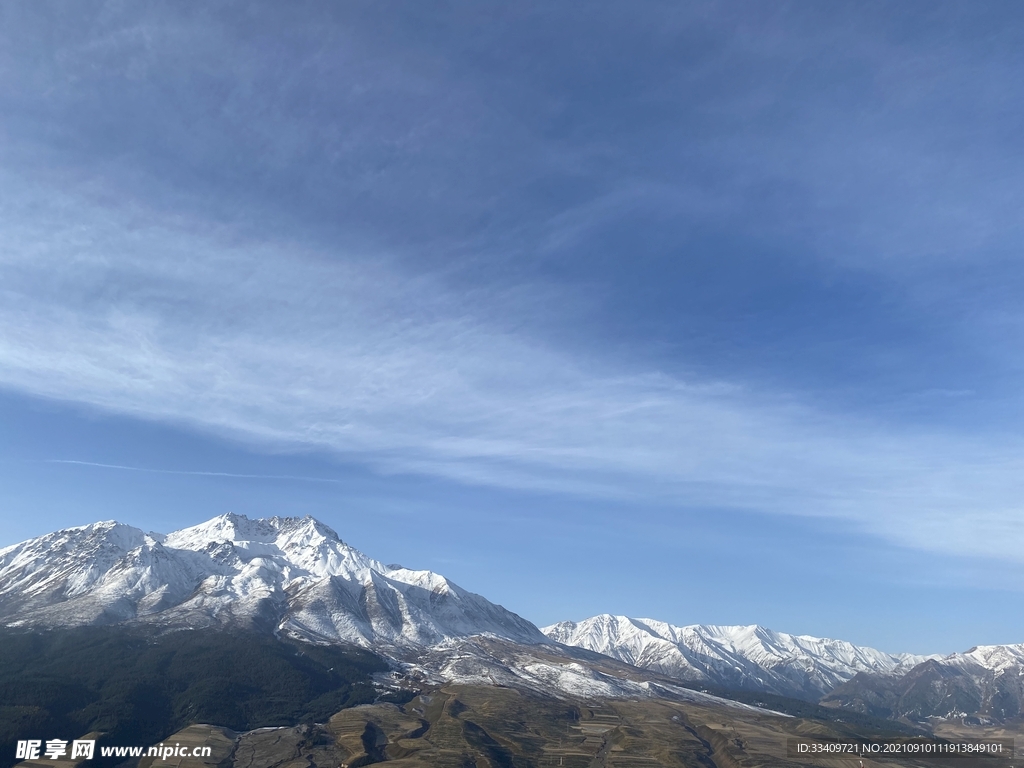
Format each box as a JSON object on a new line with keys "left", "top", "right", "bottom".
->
{"left": 44, "top": 683, "right": 1017, "bottom": 768}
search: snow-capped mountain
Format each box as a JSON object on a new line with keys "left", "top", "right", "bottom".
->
{"left": 5, "top": 515, "right": 1019, "bottom": 715}
{"left": 822, "top": 643, "right": 1024, "bottom": 721}
{"left": 950, "top": 643, "right": 1024, "bottom": 675}
{"left": 543, "top": 614, "right": 934, "bottom": 700}
{"left": 0, "top": 514, "right": 794, "bottom": 705}
{"left": 0, "top": 513, "right": 544, "bottom": 651}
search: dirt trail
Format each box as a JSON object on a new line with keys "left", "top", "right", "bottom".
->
{"left": 588, "top": 733, "right": 613, "bottom": 768}
{"left": 676, "top": 714, "right": 720, "bottom": 768}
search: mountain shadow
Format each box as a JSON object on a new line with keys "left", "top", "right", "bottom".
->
{"left": 0, "top": 625, "right": 387, "bottom": 768}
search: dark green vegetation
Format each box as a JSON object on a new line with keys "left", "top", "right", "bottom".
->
{"left": 0, "top": 626, "right": 386, "bottom": 768}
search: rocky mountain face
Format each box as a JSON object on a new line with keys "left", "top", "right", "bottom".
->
{"left": 3, "top": 515, "right": 1022, "bottom": 720}
{"left": 822, "top": 644, "right": 1024, "bottom": 722}
{"left": 0, "top": 513, "right": 544, "bottom": 652}
{"left": 0, "top": 514, "right": 792, "bottom": 706}
{"left": 546, "top": 615, "right": 1024, "bottom": 722}
{"left": 543, "top": 614, "right": 935, "bottom": 701}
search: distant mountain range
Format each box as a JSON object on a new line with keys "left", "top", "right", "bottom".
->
{"left": 542, "top": 614, "right": 934, "bottom": 700}
{"left": 2, "top": 514, "right": 1022, "bottom": 721}
{"left": 820, "top": 644, "right": 1024, "bottom": 723}
{"left": 541, "top": 618, "right": 1024, "bottom": 722}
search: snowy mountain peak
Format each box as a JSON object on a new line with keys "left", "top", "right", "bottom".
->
{"left": 163, "top": 513, "right": 342, "bottom": 548}
{"left": 956, "top": 643, "right": 1024, "bottom": 673}
{"left": 0, "top": 514, "right": 544, "bottom": 652}
{"left": 543, "top": 614, "right": 935, "bottom": 700}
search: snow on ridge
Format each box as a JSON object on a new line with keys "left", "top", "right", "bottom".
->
{"left": 543, "top": 614, "right": 939, "bottom": 699}
{"left": 10, "top": 516, "right": 1016, "bottom": 705}
{"left": 0, "top": 513, "right": 545, "bottom": 652}
{"left": 955, "top": 643, "right": 1024, "bottom": 672}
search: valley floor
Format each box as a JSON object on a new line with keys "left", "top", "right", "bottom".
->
{"left": 20, "top": 685, "right": 1022, "bottom": 768}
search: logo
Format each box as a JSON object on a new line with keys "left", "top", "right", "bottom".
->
{"left": 15, "top": 740, "right": 95, "bottom": 761}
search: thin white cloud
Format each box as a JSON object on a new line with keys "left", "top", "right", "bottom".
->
{"left": 43, "top": 459, "right": 343, "bottom": 484}
{"left": 3, "top": 170, "right": 1024, "bottom": 563}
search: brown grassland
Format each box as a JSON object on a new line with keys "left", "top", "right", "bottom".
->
{"left": 73, "top": 684, "right": 1023, "bottom": 768}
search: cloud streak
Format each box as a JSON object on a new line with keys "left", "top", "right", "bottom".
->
{"left": 42, "top": 459, "right": 344, "bottom": 484}
{"left": 4, "top": 2, "right": 1024, "bottom": 583}
{"left": 3, "top": 171, "right": 1024, "bottom": 563}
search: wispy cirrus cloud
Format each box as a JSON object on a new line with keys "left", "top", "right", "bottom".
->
{"left": 5, "top": 2, "right": 1024, "bottom": 592}
{"left": 43, "top": 460, "right": 344, "bottom": 484}
{"left": 3, "top": 171, "right": 1024, "bottom": 563}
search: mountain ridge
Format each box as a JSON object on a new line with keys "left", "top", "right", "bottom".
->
{"left": 542, "top": 613, "right": 935, "bottom": 701}
{"left": 0, "top": 513, "right": 545, "bottom": 651}
{"left": 3, "top": 514, "right": 1022, "bottom": 718}
{"left": 821, "top": 644, "right": 1024, "bottom": 722}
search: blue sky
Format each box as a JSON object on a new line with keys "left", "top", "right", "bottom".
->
{"left": 2, "top": 2, "right": 1024, "bottom": 653}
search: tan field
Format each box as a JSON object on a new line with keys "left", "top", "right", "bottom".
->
{"left": 23, "top": 687, "right": 1019, "bottom": 768}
